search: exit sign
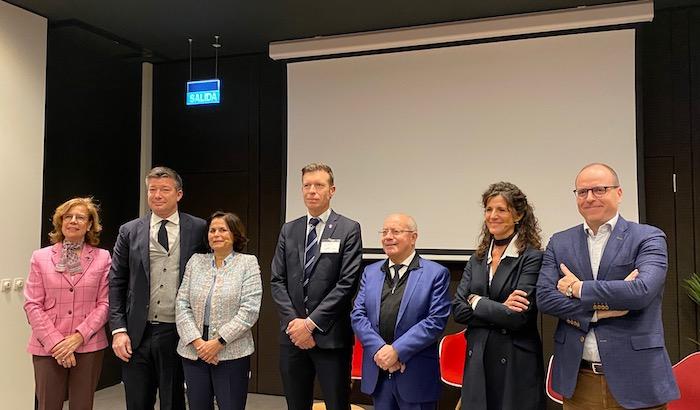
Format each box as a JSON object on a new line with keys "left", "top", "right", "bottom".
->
{"left": 186, "top": 79, "right": 220, "bottom": 106}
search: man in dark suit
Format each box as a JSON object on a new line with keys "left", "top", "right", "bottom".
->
{"left": 109, "top": 166, "right": 207, "bottom": 410}
{"left": 537, "top": 163, "right": 679, "bottom": 409}
{"left": 271, "top": 162, "right": 363, "bottom": 410}
{"left": 351, "top": 214, "right": 450, "bottom": 410}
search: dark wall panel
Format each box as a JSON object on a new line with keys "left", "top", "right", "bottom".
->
{"left": 152, "top": 54, "right": 285, "bottom": 394}
{"left": 41, "top": 24, "right": 142, "bottom": 388}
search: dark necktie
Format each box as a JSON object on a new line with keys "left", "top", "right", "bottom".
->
{"left": 392, "top": 264, "right": 404, "bottom": 289}
{"left": 303, "top": 217, "right": 320, "bottom": 310}
{"left": 158, "top": 220, "right": 169, "bottom": 251}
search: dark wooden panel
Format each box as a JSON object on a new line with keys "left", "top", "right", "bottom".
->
{"left": 644, "top": 156, "right": 680, "bottom": 361}
{"left": 42, "top": 24, "right": 142, "bottom": 390}
{"left": 689, "top": 7, "right": 700, "bottom": 354}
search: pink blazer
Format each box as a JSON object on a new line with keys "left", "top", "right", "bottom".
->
{"left": 24, "top": 243, "right": 111, "bottom": 356}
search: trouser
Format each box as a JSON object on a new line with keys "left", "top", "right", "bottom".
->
{"left": 33, "top": 349, "right": 104, "bottom": 410}
{"left": 564, "top": 369, "right": 667, "bottom": 410}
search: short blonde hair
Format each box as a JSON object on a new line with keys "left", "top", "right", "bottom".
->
{"left": 49, "top": 197, "right": 103, "bottom": 245}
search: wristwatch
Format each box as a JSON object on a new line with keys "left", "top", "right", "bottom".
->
{"left": 217, "top": 336, "right": 227, "bottom": 346}
{"left": 565, "top": 283, "right": 575, "bottom": 298}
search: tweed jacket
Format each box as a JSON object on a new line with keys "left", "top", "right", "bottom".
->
{"left": 24, "top": 243, "right": 111, "bottom": 355}
{"left": 176, "top": 252, "right": 262, "bottom": 361}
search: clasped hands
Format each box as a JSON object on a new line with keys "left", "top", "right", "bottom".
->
{"left": 557, "top": 263, "right": 638, "bottom": 319}
{"left": 374, "top": 344, "right": 405, "bottom": 373}
{"left": 192, "top": 337, "right": 224, "bottom": 365}
{"left": 51, "top": 332, "right": 83, "bottom": 368}
{"left": 286, "top": 318, "right": 316, "bottom": 350}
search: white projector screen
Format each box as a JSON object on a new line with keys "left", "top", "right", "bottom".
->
{"left": 286, "top": 30, "right": 638, "bottom": 258}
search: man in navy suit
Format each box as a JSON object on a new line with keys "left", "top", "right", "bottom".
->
{"left": 351, "top": 213, "right": 451, "bottom": 410}
{"left": 271, "top": 163, "right": 363, "bottom": 410}
{"left": 537, "top": 163, "right": 679, "bottom": 409}
{"left": 109, "top": 166, "right": 207, "bottom": 409}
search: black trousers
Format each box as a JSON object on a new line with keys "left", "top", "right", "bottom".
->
{"left": 279, "top": 344, "right": 352, "bottom": 410}
{"left": 182, "top": 355, "right": 250, "bottom": 410}
{"left": 121, "top": 323, "right": 185, "bottom": 410}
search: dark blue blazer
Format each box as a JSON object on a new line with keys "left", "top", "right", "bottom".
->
{"left": 108, "top": 211, "right": 207, "bottom": 349}
{"left": 270, "top": 210, "right": 363, "bottom": 348}
{"left": 536, "top": 216, "right": 679, "bottom": 408}
{"left": 351, "top": 256, "right": 451, "bottom": 404}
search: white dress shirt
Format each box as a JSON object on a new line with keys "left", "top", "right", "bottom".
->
{"left": 150, "top": 211, "right": 180, "bottom": 251}
{"left": 471, "top": 234, "right": 520, "bottom": 309}
{"left": 388, "top": 251, "right": 416, "bottom": 281}
{"left": 581, "top": 213, "right": 619, "bottom": 362}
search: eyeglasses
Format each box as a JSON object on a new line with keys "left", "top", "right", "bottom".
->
{"left": 573, "top": 185, "right": 619, "bottom": 199}
{"left": 62, "top": 213, "right": 89, "bottom": 224}
{"left": 378, "top": 229, "right": 415, "bottom": 237}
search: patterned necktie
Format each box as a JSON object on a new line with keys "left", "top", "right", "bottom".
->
{"left": 303, "top": 217, "right": 320, "bottom": 310}
{"left": 158, "top": 220, "right": 169, "bottom": 251}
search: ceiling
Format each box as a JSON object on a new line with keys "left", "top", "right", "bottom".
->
{"left": 6, "top": 0, "right": 700, "bottom": 61}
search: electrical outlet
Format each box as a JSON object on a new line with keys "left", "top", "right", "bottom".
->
{"left": 1, "top": 279, "right": 11, "bottom": 292}
{"left": 13, "top": 278, "right": 24, "bottom": 291}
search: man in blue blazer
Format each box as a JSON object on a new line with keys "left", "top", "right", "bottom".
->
{"left": 109, "top": 166, "right": 207, "bottom": 409}
{"left": 271, "top": 163, "right": 363, "bottom": 410}
{"left": 351, "top": 213, "right": 451, "bottom": 410}
{"left": 537, "top": 163, "right": 679, "bottom": 409}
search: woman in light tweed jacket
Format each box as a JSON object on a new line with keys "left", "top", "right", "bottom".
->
{"left": 176, "top": 211, "right": 262, "bottom": 410}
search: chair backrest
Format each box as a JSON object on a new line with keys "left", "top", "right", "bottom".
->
{"left": 669, "top": 351, "right": 700, "bottom": 410}
{"left": 439, "top": 330, "right": 467, "bottom": 387}
{"left": 351, "top": 335, "right": 363, "bottom": 380}
{"left": 546, "top": 355, "right": 563, "bottom": 404}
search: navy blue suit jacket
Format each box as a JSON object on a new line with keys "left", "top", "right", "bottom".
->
{"left": 108, "top": 211, "right": 207, "bottom": 349}
{"left": 351, "top": 256, "right": 451, "bottom": 403}
{"left": 536, "top": 216, "right": 679, "bottom": 408}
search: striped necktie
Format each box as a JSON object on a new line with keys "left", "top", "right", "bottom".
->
{"left": 303, "top": 217, "right": 320, "bottom": 310}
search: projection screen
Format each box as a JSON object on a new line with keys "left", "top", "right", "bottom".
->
{"left": 286, "top": 29, "right": 638, "bottom": 258}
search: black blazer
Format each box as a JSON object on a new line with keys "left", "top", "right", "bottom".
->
{"left": 108, "top": 211, "right": 207, "bottom": 348}
{"left": 452, "top": 246, "right": 545, "bottom": 410}
{"left": 270, "top": 210, "right": 363, "bottom": 349}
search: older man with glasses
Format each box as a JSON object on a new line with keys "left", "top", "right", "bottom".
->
{"left": 536, "top": 163, "right": 679, "bottom": 410}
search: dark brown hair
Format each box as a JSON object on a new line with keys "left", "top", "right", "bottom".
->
{"left": 208, "top": 211, "right": 249, "bottom": 252}
{"left": 475, "top": 182, "right": 542, "bottom": 259}
{"left": 49, "top": 197, "right": 102, "bottom": 245}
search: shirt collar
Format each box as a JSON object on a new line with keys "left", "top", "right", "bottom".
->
{"left": 389, "top": 251, "right": 416, "bottom": 270}
{"left": 211, "top": 251, "right": 235, "bottom": 267}
{"left": 151, "top": 211, "right": 180, "bottom": 228}
{"left": 583, "top": 213, "right": 619, "bottom": 237}
{"left": 486, "top": 233, "right": 520, "bottom": 264}
{"left": 307, "top": 208, "right": 331, "bottom": 225}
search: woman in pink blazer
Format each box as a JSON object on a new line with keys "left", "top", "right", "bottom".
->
{"left": 23, "top": 197, "right": 111, "bottom": 410}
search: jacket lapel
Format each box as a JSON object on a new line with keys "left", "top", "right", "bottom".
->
{"left": 71, "top": 244, "right": 96, "bottom": 286}
{"left": 371, "top": 261, "right": 390, "bottom": 326}
{"left": 597, "top": 217, "right": 629, "bottom": 281}
{"left": 489, "top": 257, "right": 517, "bottom": 300}
{"left": 396, "top": 257, "right": 423, "bottom": 327}
{"left": 307, "top": 210, "right": 339, "bottom": 275}
{"left": 179, "top": 212, "right": 191, "bottom": 279}
{"left": 138, "top": 214, "right": 151, "bottom": 281}
{"left": 573, "top": 227, "right": 594, "bottom": 281}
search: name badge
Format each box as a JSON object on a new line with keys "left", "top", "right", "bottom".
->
{"left": 320, "top": 239, "right": 341, "bottom": 253}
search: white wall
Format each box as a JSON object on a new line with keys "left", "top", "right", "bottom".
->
{"left": 0, "top": 1, "right": 47, "bottom": 407}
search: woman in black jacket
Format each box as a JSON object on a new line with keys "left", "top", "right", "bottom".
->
{"left": 453, "top": 181, "right": 545, "bottom": 410}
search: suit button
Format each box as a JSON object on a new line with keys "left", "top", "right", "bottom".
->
{"left": 501, "top": 329, "right": 507, "bottom": 335}
{"left": 579, "top": 336, "right": 585, "bottom": 343}
{"left": 69, "top": 288, "right": 74, "bottom": 292}
{"left": 468, "top": 350, "right": 472, "bottom": 357}
{"left": 500, "top": 358, "right": 507, "bottom": 364}
{"left": 68, "top": 310, "right": 72, "bottom": 315}
{"left": 163, "top": 268, "right": 167, "bottom": 272}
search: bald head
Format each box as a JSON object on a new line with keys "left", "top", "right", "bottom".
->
{"left": 381, "top": 213, "right": 418, "bottom": 263}
{"left": 575, "top": 163, "right": 620, "bottom": 187}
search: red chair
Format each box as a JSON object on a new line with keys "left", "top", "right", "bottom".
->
{"left": 545, "top": 355, "right": 563, "bottom": 404}
{"left": 351, "top": 335, "right": 363, "bottom": 380}
{"left": 439, "top": 330, "right": 467, "bottom": 387}
{"left": 669, "top": 351, "right": 700, "bottom": 410}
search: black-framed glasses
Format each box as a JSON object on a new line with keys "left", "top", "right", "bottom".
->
{"left": 573, "top": 185, "right": 619, "bottom": 199}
